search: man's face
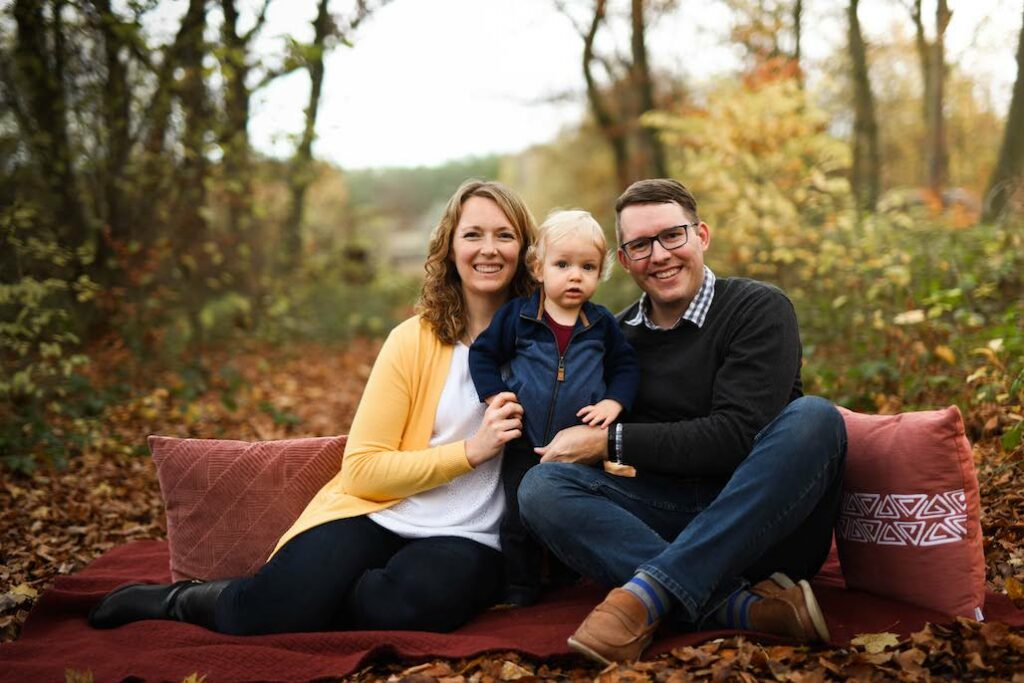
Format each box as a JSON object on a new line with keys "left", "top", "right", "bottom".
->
{"left": 616, "top": 202, "right": 710, "bottom": 313}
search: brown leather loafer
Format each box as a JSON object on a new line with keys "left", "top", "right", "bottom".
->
{"left": 567, "top": 587, "right": 660, "bottom": 665}
{"left": 749, "top": 573, "right": 830, "bottom": 643}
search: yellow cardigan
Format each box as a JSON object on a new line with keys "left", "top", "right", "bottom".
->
{"left": 271, "top": 316, "right": 475, "bottom": 555}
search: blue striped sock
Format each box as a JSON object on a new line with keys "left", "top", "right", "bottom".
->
{"left": 714, "top": 588, "right": 763, "bottom": 630}
{"left": 622, "top": 571, "right": 672, "bottom": 625}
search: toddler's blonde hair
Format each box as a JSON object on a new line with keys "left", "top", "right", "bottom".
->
{"left": 527, "top": 209, "right": 613, "bottom": 282}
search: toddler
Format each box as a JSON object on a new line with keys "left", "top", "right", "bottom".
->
{"left": 469, "top": 209, "right": 639, "bottom": 606}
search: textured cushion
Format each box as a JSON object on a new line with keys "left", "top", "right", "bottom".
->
{"left": 835, "top": 406, "right": 985, "bottom": 618}
{"left": 150, "top": 435, "right": 345, "bottom": 581}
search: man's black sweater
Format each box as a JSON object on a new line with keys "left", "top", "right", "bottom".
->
{"left": 618, "top": 277, "right": 803, "bottom": 481}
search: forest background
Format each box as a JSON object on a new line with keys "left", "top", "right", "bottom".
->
{"left": 1, "top": 0, "right": 1023, "bottom": 670}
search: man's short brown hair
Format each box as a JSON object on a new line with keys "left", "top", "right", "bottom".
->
{"left": 614, "top": 179, "right": 699, "bottom": 243}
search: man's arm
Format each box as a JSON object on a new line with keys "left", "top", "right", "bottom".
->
{"left": 620, "top": 288, "right": 802, "bottom": 478}
{"left": 536, "top": 423, "right": 607, "bottom": 464}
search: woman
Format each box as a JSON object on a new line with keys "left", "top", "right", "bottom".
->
{"left": 89, "top": 179, "right": 538, "bottom": 634}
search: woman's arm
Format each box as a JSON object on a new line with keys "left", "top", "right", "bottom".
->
{"left": 340, "top": 320, "right": 522, "bottom": 501}
{"left": 340, "top": 324, "right": 472, "bottom": 502}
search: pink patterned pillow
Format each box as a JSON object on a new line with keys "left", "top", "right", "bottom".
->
{"left": 150, "top": 435, "right": 345, "bottom": 581}
{"left": 835, "top": 406, "right": 985, "bottom": 619}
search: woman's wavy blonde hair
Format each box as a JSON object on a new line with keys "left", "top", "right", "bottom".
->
{"left": 417, "top": 180, "right": 538, "bottom": 344}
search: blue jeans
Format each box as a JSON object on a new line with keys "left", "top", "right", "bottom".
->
{"left": 518, "top": 395, "right": 846, "bottom": 625}
{"left": 214, "top": 515, "right": 502, "bottom": 635}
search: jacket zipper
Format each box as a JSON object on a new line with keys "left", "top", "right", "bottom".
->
{"left": 520, "top": 302, "right": 594, "bottom": 444}
{"left": 541, "top": 322, "right": 589, "bottom": 444}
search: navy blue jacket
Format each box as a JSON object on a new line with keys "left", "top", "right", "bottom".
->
{"left": 469, "top": 290, "right": 640, "bottom": 447}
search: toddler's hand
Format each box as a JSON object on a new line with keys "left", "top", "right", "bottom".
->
{"left": 577, "top": 399, "right": 622, "bottom": 429}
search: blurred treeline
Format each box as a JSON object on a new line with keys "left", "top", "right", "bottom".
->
{"left": 2, "top": 0, "right": 1023, "bottom": 470}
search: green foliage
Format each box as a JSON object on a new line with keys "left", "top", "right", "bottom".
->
{"left": 618, "top": 76, "right": 1024, "bottom": 446}
{"left": 796, "top": 213, "right": 1023, "bottom": 417}
{"left": 258, "top": 241, "right": 420, "bottom": 344}
{"left": 0, "top": 203, "right": 99, "bottom": 471}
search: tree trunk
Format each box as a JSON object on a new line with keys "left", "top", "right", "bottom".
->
{"left": 793, "top": 0, "right": 803, "bottom": 86}
{"left": 630, "top": 0, "right": 666, "bottom": 178}
{"left": 983, "top": 2, "right": 1024, "bottom": 221}
{"left": 133, "top": 0, "right": 205, "bottom": 246}
{"left": 284, "top": 0, "right": 331, "bottom": 268}
{"left": 848, "top": 0, "right": 880, "bottom": 211}
{"left": 582, "top": 0, "right": 630, "bottom": 190}
{"left": 221, "top": 0, "right": 273, "bottom": 320}
{"left": 176, "top": 0, "right": 210, "bottom": 251}
{"left": 220, "top": 0, "right": 255, "bottom": 238}
{"left": 91, "top": 0, "right": 132, "bottom": 272}
{"left": 13, "top": 0, "right": 89, "bottom": 245}
{"left": 910, "top": 0, "right": 950, "bottom": 199}
{"left": 926, "top": 0, "right": 950, "bottom": 200}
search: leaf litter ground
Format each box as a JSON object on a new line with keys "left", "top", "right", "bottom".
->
{"left": 2, "top": 339, "right": 1023, "bottom": 681}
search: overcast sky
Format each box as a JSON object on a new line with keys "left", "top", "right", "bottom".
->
{"left": 152, "top": 0, "right": 1023, "bottom": 169}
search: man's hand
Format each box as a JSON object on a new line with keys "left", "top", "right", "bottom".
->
{"left": 577, "top": 399, "right": 623, "bottom": 429}
{"left": 535, "top": 424, "right": 607, "bottom": 465}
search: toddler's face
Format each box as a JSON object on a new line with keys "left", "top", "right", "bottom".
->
{"left": 537, "top": 234, "right": 603, "bottom": 314}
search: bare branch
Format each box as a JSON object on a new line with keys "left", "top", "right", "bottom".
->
{"left": 242, "top": 0, "right": 274, "bottom": 43}
{"left": 552, "top": 0, "right": 589, "bottom": 39}
{"left": 252, "top": 60, "right": 303, "bottom": 92}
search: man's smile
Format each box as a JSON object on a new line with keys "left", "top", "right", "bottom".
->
{"left": 651, "top": 266, "right": 682, "bottom": 280}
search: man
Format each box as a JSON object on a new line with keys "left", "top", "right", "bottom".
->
{"left": 519, "top": 179, "right": 846, "bottom": 665}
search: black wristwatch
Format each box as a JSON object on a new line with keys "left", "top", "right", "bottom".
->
{"left": 607, "top": 423, "right": 622, "bottom": 464}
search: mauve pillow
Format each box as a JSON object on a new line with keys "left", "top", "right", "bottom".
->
{"left": 835, "top": 406, "right": 985, "bottom": 619}
{"left": 150, "top": 435, "right": 345, "bottom": 581}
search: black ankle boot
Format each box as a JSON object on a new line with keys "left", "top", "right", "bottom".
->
{"left": 170, "top": 579, "right": 231, "bottom": 631}
{"left": 89, "top": 579, "right": 230, "bottom": 630}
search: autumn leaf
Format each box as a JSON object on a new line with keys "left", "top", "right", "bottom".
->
{"left": 850, "top": 632, "right": 900, "bottom": 653}
{"left": 933, "top": 344, "right": 956, "bottom": 365}
{"left": 498, "top": 660, "right": 533, "bottom": 680}
{"left": 10, "top": 583, "right": 38, "bottom": 599}
{"left": 1006, "top": 576, "right": 1024, "bottom": 605}
{"left": 64, "top": 669, "right": 94, "bottom": 683}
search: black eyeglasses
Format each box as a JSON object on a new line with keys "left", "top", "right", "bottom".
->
{"left": 619, "top": 224, "right": 696, "bottom": 261}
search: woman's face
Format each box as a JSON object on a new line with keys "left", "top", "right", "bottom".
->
{"left": 450, "top": 196, "right": 521, "bottom": 303}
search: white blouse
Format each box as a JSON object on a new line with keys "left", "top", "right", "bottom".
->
{"left": 368, "top": 343, "right": 505, "bottom": 550}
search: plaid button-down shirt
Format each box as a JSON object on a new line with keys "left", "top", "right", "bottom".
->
{"left": 623, "top": 266, "right": 716, "bottom": 330}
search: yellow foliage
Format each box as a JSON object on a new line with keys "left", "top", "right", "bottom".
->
{"left": 650, "top": 77, "right": 851, "bottom": 292}
{"left": 933, "top": 345, "right": 956, "bottom": 365}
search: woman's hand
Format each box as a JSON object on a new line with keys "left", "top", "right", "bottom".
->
{"left": 466, "top": 392, "right": 523, "bottom": 467}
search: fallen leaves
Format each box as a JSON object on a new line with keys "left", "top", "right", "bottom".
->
{"left": 2, "top": 337, "right": 1024, "bottom": 682}
{"left": 850, "top": 632, "right": 900, "bottom": 654}
{"left": 347, "top": 623, "right": 1024, "bottom": 682}
{"left": 0, "top": 338, "right": 380, "bottom": 642}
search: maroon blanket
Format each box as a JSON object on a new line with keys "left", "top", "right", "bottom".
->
{"left": 2, "top": 540, "right": 1022, "bottom": 682}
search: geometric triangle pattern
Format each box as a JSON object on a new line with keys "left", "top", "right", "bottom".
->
{"left": 837, "top": 489, "right": 967, "bottom": 547}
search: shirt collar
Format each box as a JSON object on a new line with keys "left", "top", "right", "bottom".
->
{"left": 624, "top": 266, "right": 716, "bottom": 330}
